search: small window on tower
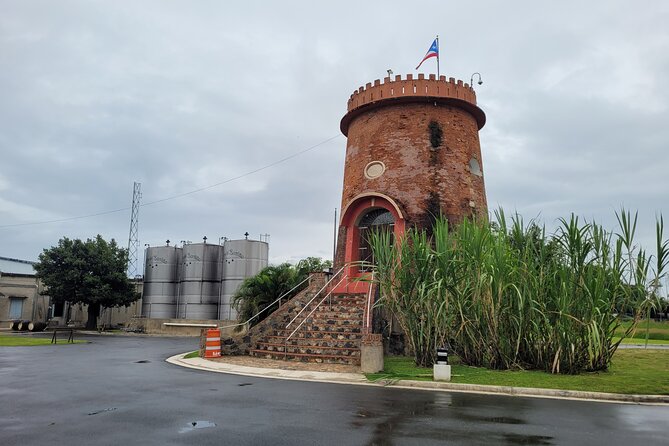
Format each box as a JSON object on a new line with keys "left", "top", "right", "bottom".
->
{"left": 428, "top": 121, "right": 443, "bottom": 149}
{"left": 469, "top": 158, "right": 483, "bottom": 176}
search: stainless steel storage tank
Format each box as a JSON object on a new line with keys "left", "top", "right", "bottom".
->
{"left": 141, "top": 246, "right": 182, "bottom": 318}
{"left": 220, "top": 239, "right": 269, "bottom": 320}
{"left": 177, "top": 243, "right": 224, "bottom": 319}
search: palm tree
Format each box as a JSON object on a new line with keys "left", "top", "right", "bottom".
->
{"left": 232, "top": 258, "right": 333, "bottom": 329}
{"left": 232, "top": 263, "right": 302, "bottom": 328}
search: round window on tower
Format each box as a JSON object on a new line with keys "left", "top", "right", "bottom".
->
{"left": 364, "top": 161, "right": 386, "bottom": 179}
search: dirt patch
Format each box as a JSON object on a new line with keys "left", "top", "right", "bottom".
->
{"left": 208, "top": 355, "right": 360, "bottom": 374}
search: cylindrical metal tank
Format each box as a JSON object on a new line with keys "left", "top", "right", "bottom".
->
{"left": 141, "top": 246, "right": 182, "bottom": 319}
{"left": 177, "top": 243, "right": 224, "bottom": 320}
{"left": 220, "top": 239, "right": 269, "bottom": 320}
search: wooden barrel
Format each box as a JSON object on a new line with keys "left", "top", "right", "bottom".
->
{"left": 204, "top": 328, "right": 221, "bottom": 358}
{"left": 28, "top": 322, "right": 47, "bottom": 332}
{"left": 18, "top": 320, "right": 31, "bottom": 331}
{"left": 9, "top": 320, "right": 21, "bottom": 331}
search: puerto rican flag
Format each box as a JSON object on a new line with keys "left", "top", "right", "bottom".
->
{"left": 416, "top": 38, "right": 439, "bottom": 70}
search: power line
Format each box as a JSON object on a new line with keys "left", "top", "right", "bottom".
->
{"left": 0, "top": 134, "right": 341, "bottom": 229}
{"left": 142, "top": 134, "right": 340, "bottom": 207}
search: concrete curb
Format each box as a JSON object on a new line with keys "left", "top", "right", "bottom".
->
{"left": 166, "top": 353, "right": 669, "bottom": 405}
{"left": 165, "top": 353, "right": 368, "bottom": 385}
{"left": 386, "top": 379, "right": 669, "bottom": 405}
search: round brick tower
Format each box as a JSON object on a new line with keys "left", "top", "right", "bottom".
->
{"left": 334, "top": 73, "right": 487, "bottom": 284}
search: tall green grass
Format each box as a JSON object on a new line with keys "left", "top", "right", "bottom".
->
{"left": 370, "top": 209, "right": 668, "bottom": 374}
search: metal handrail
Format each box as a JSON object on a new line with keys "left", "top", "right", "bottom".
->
{"left": 285, "top": 273, "right": 348, "bottom": 343}
{"left": 285, "top": 266, "right": 346, "bottom": 329}
{"left": 218, "top": 275, "right": 312, "bottom": 331}
{"left": 363, "top": 271, "right": 375, "bottom": 332}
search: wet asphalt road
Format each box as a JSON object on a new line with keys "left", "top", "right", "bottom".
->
{"left": 1, "top": 335, "right": 668, "bottom": 446}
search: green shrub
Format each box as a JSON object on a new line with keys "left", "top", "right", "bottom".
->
{"left": 370, "top": 209, "right": 668, "bottom": 374}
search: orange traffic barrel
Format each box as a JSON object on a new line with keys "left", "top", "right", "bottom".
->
{"left": 204, "top": 328, "right": 221, "bottom": 358}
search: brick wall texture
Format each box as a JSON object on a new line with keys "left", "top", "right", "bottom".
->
{"left": 335, "top": 76, "right": 488, "bottom": 269}
{"left": 341, "top": 102, "right": 487, "bottom": 227}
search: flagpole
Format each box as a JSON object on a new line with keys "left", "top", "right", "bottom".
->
{"left": 436, "top": 35, "right": 440, "bottom": 78}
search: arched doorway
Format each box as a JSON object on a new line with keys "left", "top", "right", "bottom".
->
{"left": 357, "top": 208, "right": 394, "bottom": 272}
{"left": 336, "top": 194, "right": 406, "bottom": 291}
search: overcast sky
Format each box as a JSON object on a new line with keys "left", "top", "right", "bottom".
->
{"left": 1, "top": 1, "right": 668, "bottom": 269}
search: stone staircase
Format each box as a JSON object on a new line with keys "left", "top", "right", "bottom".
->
{"left": 249, "top": 293, "right": 366, "bottom": 365}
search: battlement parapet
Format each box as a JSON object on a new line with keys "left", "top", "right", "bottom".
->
{"left": 347, "top": 74, "right": 477, "bottom": 112}
{"left": 341, "top": 74, "right": 485, "bottom": 135}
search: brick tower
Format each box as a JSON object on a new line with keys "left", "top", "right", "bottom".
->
{"left": 222, "top": 74, "right": 488, "bottom": 366}
{"left": 335, "top": 73, "right": 488, "bottom": 286}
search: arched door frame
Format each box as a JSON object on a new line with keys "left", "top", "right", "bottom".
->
{"left": 340, "top": 193, "right": 406, "bottom": 281}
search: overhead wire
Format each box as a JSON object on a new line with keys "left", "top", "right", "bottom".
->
{"left": 0, "top": 134, "right": 341, "bottom": 229}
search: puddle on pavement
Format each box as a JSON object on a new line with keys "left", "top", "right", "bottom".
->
{"left": 88, "top": 408, "right": 117, "bottom": 416}
{"left": 179, "top": 420, "right": 217, "bottom": 434}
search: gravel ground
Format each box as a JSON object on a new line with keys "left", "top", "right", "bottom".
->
{"left": 208, "top": 354, "right": 361, "bottom": 373}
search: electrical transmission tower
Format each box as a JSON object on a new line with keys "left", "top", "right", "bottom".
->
{"left": 127, "top": 182, "right": 142, "bottom": 278}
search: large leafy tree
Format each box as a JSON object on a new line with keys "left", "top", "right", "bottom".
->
{"left": 233, "top": 257, "right": 332, "bottom": 328}
{"left": 34, "top": 235, "right": 139, "bottom": 329}
{"left": 295, "top": 256, "right": 332, "bottom": 277}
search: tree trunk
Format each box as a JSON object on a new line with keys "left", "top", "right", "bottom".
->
{"left": 86, "top": 303, "right": 101, "bottom": 330}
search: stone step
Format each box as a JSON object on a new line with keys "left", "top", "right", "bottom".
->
{"left": 295, "top": 314, "right": 363, "bottom": 324}
{"left": 244, "top": 290, "right": 370, "bottom": 366}
{"left": 313, "top": 307, "right": 364, "bottom": 315}
{"left": 268, "top": 331, "right": 363, "bottom": 341}
{"left": 288, "top": 306, "right": 361, "bottom": 318}
{"left": 275, "top": 325, "right": 364, "bottom": 335}
{"left": 326, "top": 300, "right": 366, "bottom": 306}
{"left": 303, "top": 318, "right": 363, "bottom": 327}
{"left": 285, "top": 326, "right": 362, "bottom": 336}
{"left": 259, "top": 338, "right": 360, "bottom": 349}
{"left": 296, "top": 303, "right": 364, "bottom": 315}
{"left": 281, "top": 318, "right": 363, "bottom": 333}
{"left": 293, "top": 314, "right": 362, "bottom": 323}
{"left": 250, "top": 349, "right": 361, "bottom": 365}
{"left": 255, "top": 342, "right": 360, "bottom": 355}
{"left": 326, "top": 295, "right": 367, "bottom": 303}
{"left": 305, "top": 316, "right": 363, "bottom": 324}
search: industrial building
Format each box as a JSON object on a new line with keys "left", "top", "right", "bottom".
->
{"left": 0, "top": 256, "right": 140, "bottom": 328}
{"left": 3, "top": 236, "right": 267, "bottom": 334}
{"left": 137, "top": 238, "right": 268, "bottom": 334}
{"left": 0, "top": 256, "right": 46, "bottom": 324}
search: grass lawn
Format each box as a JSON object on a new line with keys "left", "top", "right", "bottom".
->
{"left": 184, "top": 350, "right": 200, "bottom": 359}
{"left": 616, "top": 320, "right": 669, "bottom": 341}
{"left": 0, "top": 333, "right": 86, "bottom": 346}
{"left": 367, "top": 349, "right": 669, "bottom": 395}
{"left": 616, "top": 337, "right": 669, "bottom": 345}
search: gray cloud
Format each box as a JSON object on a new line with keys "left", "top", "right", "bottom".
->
{"left": 1, "top": 0, "right": 667, "bottom": 267}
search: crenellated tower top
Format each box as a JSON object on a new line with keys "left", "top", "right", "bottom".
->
{"left": 341, "top": 73, "right": 486, "bottom": 136}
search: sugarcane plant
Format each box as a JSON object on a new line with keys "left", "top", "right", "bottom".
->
{"left": 369, "top": 209, "right": 668, "bottom": 373}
